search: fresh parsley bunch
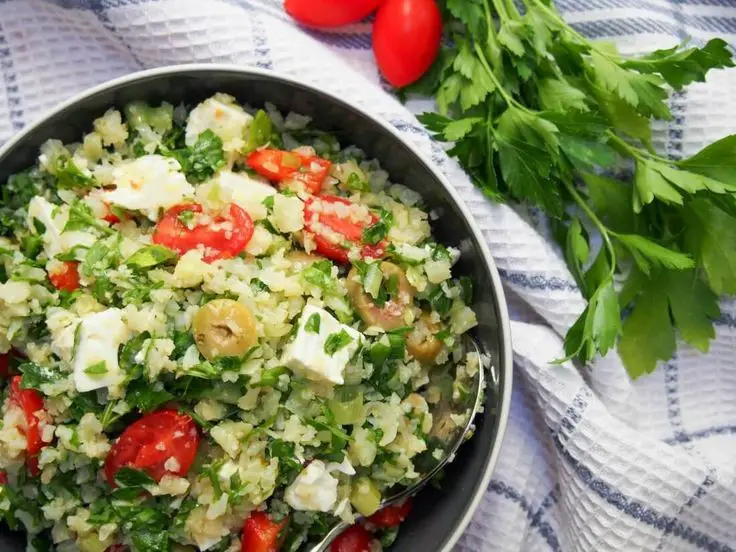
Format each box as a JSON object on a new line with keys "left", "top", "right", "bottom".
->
{"left": 410, "top": 0, "right": 736, "bottom": 378}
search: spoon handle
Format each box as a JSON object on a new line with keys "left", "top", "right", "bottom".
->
{"left": 307, "top": 520, "right": 350, "bottom": 552}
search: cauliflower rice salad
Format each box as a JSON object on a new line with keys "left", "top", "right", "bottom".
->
{"left": 0, "top": 93, "right": 483, "bottom": 552}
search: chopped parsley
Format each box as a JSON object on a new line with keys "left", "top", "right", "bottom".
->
{"left": 305, "top": 312, "right": 321, "bottom": 333}
{"left": 324, "top": 329, "right": 353, "bottom": 356}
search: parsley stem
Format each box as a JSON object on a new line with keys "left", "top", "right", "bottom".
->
{"left": 473, "top": 42, "right": 522, "bottom": 111}
{"left": 605, "top": 131, "right": 647, "bottom": 161}
{"left": 562, "top": 178, "right": 617, "bottom": 280}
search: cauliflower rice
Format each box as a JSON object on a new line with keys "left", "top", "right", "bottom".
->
{"left": 0, "top": 93, "right": 481, "bottom": 552}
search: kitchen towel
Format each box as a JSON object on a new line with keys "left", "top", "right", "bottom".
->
{"left": 1, "top": 0, "right": 736, "bottom": 550}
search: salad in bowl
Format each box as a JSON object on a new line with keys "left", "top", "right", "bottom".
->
{"left": 0, "top": 93, "right": 485, "bottom": 552}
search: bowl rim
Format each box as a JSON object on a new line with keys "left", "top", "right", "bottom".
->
{"left": 0, "top": 64, "right": 513, "bottom": 552}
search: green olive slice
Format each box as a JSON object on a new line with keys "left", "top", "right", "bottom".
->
{"left": 406, "top": 312, "right": 444, "bottom": 364}
{"left": 192, "top": 298, "right": 258, "bottom": 360}
{"left": 347, "top": 262, "right": 414, "bottom": 331}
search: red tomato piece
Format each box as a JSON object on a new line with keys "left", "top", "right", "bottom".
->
{"left": 304, "top": 195, "right": 386, "bottom": 263}
{"left": 9, "top": 376, "right": 45, "bottom": 475}
{"left": 152, "top": 203, "right": 254, "bottom": 263}
{"left": 285, "top": 0, "right": 383, "bottom": 28}
{"left": 49, "top": 261, "right": 81, "bottom": 292}
{"left": 104, "top": 546, "right": 128, "bottom": 552}
{"left": 241, "top": 511, "right": 287, "bottom": 552}
{"left": 330, "top": 524, "right": 373, "bottom": 552}
{"left": 0, "top": 471, "right": 7, "bottom": 485}
{"left": 367, "top": 499, "right": 412, "bottom": 528}
{"left": 102, "top": 203, "right": 129, "bottom": 224}
{"left": 246, "top": 149, "right": 332, "bottom": 195}
{"left": 373, "top": 0, "right": 442, "bottom": 87}
{"left": 103, "top": 409, "right": 199, "bottom": 487}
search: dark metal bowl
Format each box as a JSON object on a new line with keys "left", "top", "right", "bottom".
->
{"left": 0, "top": 66, "right": 512, "bottom": 552}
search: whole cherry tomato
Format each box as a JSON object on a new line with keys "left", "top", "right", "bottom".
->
{"left": 330, "top": 524, "right": 373, "bottom": 552}
{"left": 367, "top": 499, "right": 413, "bottom": 527}
{"left": 303, "top": 195, "right": 386, "bottom": 263}
{"left": 285, "top": 0, "right": 383, "bottom": 28}
{"left": 9, "top": 376, "right": 46, "bottom": 475}
{"left": 152, "top": 203, "right": 254, "bottom": 263}
{"left": 247, "top": 149, "right": 332, "bottom": 195}
{"left": 103, "top": 409, "right": 199, "bottom": 487}
{"left": 49, "top": 261, "right": 81, "bottom": 292}
{"left": 373, "top": 0, "right": 442, "bottom": 87}
{"left": 241, "top": 511, "right": 287, "bottom": 552}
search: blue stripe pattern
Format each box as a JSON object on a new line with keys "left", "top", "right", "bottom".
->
{"left": 488, "top": 480, "right": 563, "bottom": 551}
{"left": 552, "top": 388, "right": 733, "bottom": 551}
{"left": 0, "top": 23, "right": 23, "bottom": 131}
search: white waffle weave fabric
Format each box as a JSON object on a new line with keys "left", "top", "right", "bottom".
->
{"left": 1, "top": 1, "right": 736, "bottom": 550}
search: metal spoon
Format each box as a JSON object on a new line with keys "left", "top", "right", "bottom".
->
{"left": 309, "top": 337, "right": 487, "bottom": 552}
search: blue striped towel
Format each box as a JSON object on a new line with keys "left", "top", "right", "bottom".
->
{"left": 2, "top": 1, "right": 736, "bottom": 550}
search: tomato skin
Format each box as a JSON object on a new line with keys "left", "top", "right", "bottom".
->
{"left": 367, "top": 499, "right": 412, "bottom": 528}
{"left": 49, "top": 261, "right": 81, "bottom": 292}
{"left": 304, "top": 195, "right": 386, "bottom": 263}
{"left": 373, "top": 0, "right": 442, "bottom": 87}
{"left": 152, "top": 203, "right": 254, "bottom": 263}
{"left": 247, "top": 149, "right": 332, "bottom": 195}
{"left": 10, "top": 376, "right": 45, "bottom": 475}
{"left": 241, "top": 511, "right": 287, "bottom": 552}
{"left": 285, "top": 0, "right": 383, "bottom": 28}
{"left": 330, "top": 524, "right": 373, "bottom": 552}
{"left": 103, "top": 409, "right": 199, "bottom": 487}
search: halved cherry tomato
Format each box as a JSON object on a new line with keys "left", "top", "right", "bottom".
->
{"left": 9, "top": 376, "right": 45, "bottom": 476}
{"left": 0, "top": 471, "right": 7, "bottom": 485}
{"left": 247, "top": 149, "right": 331, "bottom": 195}
{"left": 241, "top": 511, "right": 287, "bottom": 552}
{"left": 367, "top": 499, "right": 412, "bottom": 528}
{"left": 330, "top": 524, "right": 373, "bottom": 552}
{"left": 373, "top": 0, "right": 442, "bottom": 87}
{"left": 103, "top": 409, "right": 199, "bottom": 487}
{"left": 152, "top": 203, "right": 254, "bottom": 263}
{"left": 285, "top": 0, "right": 383, "bottom": 28}
{"left": 49, "top": 261, "right": 80, "bottom": 292}
{"left": 304, "top": 195, "right": 386, "bottom": 263}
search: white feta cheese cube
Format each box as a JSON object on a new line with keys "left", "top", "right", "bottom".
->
{"left": 282, "top": 305, "right": 362, "bottom": 385}
{"left": 215, "top": 170, "right": 275, "bottom": 221}
{"left": 72, "top": 309, "right": 131, "bottom": 393}
{"left": 284, "top": 460, "right": 338, "bottom": 512}
{"left": 101, "top": 155, "right": 194, "bottom": 221}
{"left": 27, "top": 196, "right": 96, "bottom": 258}
{"left": 185, "top": 94, "right": 253, "bottom": 152}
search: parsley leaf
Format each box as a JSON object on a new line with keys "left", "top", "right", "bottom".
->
{"left": 55, "top": 157, "right": 98, "bottom": 190}
{"left": 305, "top": 312, "right": 321, "bottom": 333}
{"left": 324, "top": 330, "right": 353, "bottom": 356}
{"left": 362, "top": 209, "right": 393, "bottom": 246}
{"left": 126, "top": 245, "right": 177, "bottom": 269}
{"left": 622, "top": 38, "right": 734, "bottom": 91}
{"left": 165, "top": 129, "right": 225, "bottom": 183}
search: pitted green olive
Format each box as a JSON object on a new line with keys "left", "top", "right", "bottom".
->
{"left": 406, "top": 312, "right": 444, "bottom": 364}
{"left": 192, "top": 299, "right": 258, "bottom": 360}
{"left": 347, "top": 262, "right": 414, "bottom": 331}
